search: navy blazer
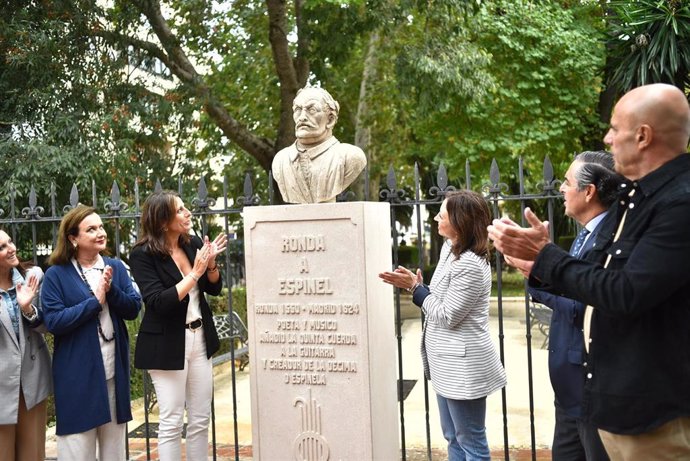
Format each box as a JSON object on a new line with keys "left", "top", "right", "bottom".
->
{"left": 528, "top": 218, "right": 605, "bottom": 419}
{"left": 42, "top": 258, "right": 141, "bottom": 435}
{"left": 130, "top": 235, "right": 222, "bottom": 370}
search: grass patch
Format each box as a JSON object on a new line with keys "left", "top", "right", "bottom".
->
{"left": 492, "top": 269, "right": 527, "bottom": 297}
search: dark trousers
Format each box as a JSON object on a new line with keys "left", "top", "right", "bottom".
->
{"left": 553, "top": 404, "right": 609, "bottom": 461}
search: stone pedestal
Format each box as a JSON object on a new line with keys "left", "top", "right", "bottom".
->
{"left": 244, "top": 202, "right": 399, "bottom": 461}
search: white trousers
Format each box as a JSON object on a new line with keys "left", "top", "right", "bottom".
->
{"left": 149, "top": 327, "right": 213, "bottom": 461}
{"left": 57, "top": 378, "right": 126, "bottom": 461}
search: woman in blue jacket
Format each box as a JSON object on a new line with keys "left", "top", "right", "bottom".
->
{"left": 42, "top": 205, "right": 141, "bottom": 461}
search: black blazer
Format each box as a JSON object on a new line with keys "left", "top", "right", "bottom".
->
{"left": 130, "top": 235, "right": 222, "bottom": 370}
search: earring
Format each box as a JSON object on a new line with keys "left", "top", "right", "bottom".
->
{"left": 72, "top": 242, "right": 78, "bottom": 249}
{"left": 162, "top": 227, "right": 168, "bottom": 232}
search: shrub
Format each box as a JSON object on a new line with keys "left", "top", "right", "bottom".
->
{"left": 397, "top": 245, "right": 421, "bottom": 267}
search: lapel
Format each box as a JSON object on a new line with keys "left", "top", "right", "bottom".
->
{"left": 160, "top": 254, "right": 183, "bottom": 283}
{"left": 159, "top": 239, "right": 196, "bottom": 282}
{"left": 0, "top": 297, "right": 20, "bottom": 349}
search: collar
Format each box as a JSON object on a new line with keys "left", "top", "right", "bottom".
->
{"left": 10, "top": 267, "right": 23, "bottom": 287}
{"left": 584, "top": 211, "right": 608, "bottom": 233}
{"left": 628, "top": 153, "right": 690, "bottom": 197}
{"left": 288, "top": 136, "right": 339, "bottom": 162}
{"left": 0, "top": 268, "right": 24, "bottom": 295}
{"left": 72, "top": 255, "right": 105, "bottom": 273}
{"left": 0, "top": 268, "right": 23, "bottom": 294}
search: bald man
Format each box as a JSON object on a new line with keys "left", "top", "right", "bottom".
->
{"left": 488, "top": 83, "right": 690, "bottom": 460}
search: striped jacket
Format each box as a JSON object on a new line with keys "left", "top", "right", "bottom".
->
{"left": 414, "top": 241, "right": 507, "bottom": 400}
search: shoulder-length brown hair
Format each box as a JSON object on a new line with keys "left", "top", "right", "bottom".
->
{"left": 49, "top": 204, "right": 99, "bottom": 266}
{"left": 133, "top": 190, "right": 190, "bottom": 257}
{"left": 444, "top": 190, "right": 491, "bottom": 259}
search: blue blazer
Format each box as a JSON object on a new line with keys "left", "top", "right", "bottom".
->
{"left": 41, "top": 257, "right": 141, "bottom": 435}
{"left": 528, "top": 219, "right": 604, "bottom": 419}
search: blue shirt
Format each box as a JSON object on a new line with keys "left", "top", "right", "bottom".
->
{"left": 0, "top": 269, "right": 24, "bottom": 340}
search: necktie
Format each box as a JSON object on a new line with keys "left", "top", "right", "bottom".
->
{"left": 297, "top": 150, "right": 312, "bottom": 190}
{"left": 570, "top": 228, "right": 590, "bottom": 257}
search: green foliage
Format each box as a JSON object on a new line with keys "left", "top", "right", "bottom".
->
{"left": 397, "top": 244, "right": 420, "bottom": 267}
{"left": 446, "top": 0, "right": 606, "bottom": 185}
{"left": 492, "top": 268, "right": 527, "bottom": 297}
{"left": 208, "top": 286, "right": 248, "bottom": 324}
{"left": 208, "top": 286, "right": 248, "bottom": 358}
{"left": 1, "top": 0, "right": 609, "bottom": 211}
{"left": 607, "top": 0, "right": 690, "bottom": 92}
{"left": 0, "top": 1, "right": 218, "bottom": 204}
{"left": 392, "top": 1, "right": 494, "bottom": 114}
{"left": 353, "top": 0, "right": 606, "bottom": 200}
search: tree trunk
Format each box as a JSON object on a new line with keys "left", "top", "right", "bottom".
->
{"left": 353, "top": 31, "right": 380, "bottom": 200}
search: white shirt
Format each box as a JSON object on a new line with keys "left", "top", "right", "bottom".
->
{"left": 183, "top": 272, "right": 202, "bottom": 325}
{"left": 72, "top": 256, "right": 116, "bottom": 379}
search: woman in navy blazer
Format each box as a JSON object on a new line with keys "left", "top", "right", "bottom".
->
{"left": 42, "top": 205, "right": 141, "bottom": 460}
{"left": 129, "top": 190, "right": 226, "bottom": 461}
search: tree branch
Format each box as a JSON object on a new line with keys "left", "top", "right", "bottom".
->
{"left": 131, "top": 0, "right": 275, "bottom": 170}
{"left": 93, "top": 30, "right": 196, "bottom": 82}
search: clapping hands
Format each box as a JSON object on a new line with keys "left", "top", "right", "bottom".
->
{"left": 379, "top": 266, "right": 423, "bottom": 291}
{"left": 16, "top": 273, "right": 39, "bottom": 314}
{"left": 94, "top": 265, "right": 113, "bottom": 305}
{"left": 204, "top": 233, "right": 228, "bottom": 268}
{"left": 192, "top": 234, "right": 228, "bottom": 278}
{"left": 487, "top": 208, "right": 550, "bottom": 261}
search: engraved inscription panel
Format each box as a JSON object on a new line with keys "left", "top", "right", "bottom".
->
{"left": 249, "top": 218, "right": 369, "bottom": 459}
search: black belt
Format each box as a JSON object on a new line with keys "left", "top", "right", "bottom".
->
{"left": 186, "top": 319, "right": 203, "bottom": 331}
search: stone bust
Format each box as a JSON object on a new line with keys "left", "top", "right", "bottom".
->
{"left": 271, "top": 86, "right": 367, "bottom": 204}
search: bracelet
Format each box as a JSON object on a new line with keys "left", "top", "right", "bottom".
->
{"left": 207, "top": 265, "right": 218, "bottom": 273}
{"left": 407, "top": 282, "right": 420, "bottom": 293}
{"left": 188, "top": 273, "right": 200, "bottom": 282}
{"left": 21, "top": 304, "right": 38, "bottom": 322}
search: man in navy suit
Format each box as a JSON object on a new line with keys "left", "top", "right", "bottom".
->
{"left": 512, "top": 151, "right": 620, "bottom": 460}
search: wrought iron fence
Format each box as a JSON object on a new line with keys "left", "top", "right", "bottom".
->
{"left": 0, "top": 157, "right": 568, "bottom": 461}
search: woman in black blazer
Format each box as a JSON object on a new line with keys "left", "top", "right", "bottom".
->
{"left": 130, "top": 190, "right": 227, "bottom": 461}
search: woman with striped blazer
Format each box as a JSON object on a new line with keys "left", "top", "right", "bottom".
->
{"left": 380, "top": 190, "right": 506, "bottom": 460}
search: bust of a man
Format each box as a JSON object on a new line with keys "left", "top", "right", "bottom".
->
{"left": 272, "top": 86, "right": 367, "bottom": 204}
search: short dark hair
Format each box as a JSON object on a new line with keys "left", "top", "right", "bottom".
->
{"left": 134, "top": 190, "right": 190, "bottom": 256}
{"left": 444, "top": 190, "right": 491, "bottom": 259}
{"left": 573, "top": 150, "right": 621, "bottom": 207}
